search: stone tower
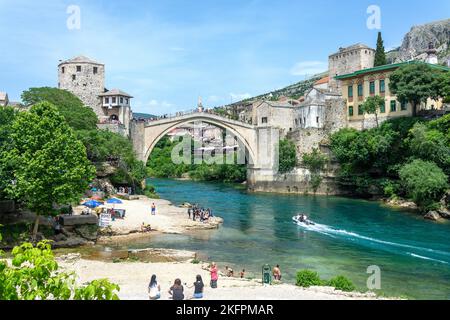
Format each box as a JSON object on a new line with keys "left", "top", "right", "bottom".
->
{"left": 58, "top": 55, "right": 105, "bottom": 117}
{"left": 425, "top": 42, "right": 438, "bottom": 65}
{"left": 328, "top": 44, "right": 375, "bottom": 92}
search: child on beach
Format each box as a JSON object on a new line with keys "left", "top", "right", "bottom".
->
{"left": 151, "top": 203, "right": 156, "bottom": 215}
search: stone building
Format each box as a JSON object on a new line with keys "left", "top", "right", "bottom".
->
{"left": 252, "top": 101, "right": 296, "bottom": 137}
{"left": 335, "top": 61, "right": 449, "bottom": 130}
{"left": 98, "top": 89, "right": 133, "bottom": 133}
{"left": 58, "top": 55, "right": 105, "bottom": 117}
{"left": 58, "top": 55, "right": 134, "bottom": 136}
{"left": 0, "top": 92, "right": 8, "bottom": 106}
{"left": 328, "top": 44, "right": 375, "bottom": 92}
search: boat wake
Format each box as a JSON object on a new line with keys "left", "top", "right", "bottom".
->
{"left": 294, "top": 219, "right": 450, "bottom": 264}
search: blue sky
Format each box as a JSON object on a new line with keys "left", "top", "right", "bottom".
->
{"left": 0, "top": 0, "right": 449, "bottom": 115}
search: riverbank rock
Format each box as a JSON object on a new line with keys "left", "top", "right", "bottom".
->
{"left": 424, "top": 211, "right": 442, "bottom": 221}
{"left": 180, "top": 202, "right": 193, "bottom": 208}
{"left": 437, "top": 207, "right": 450, "bottom": 219}
{"left": 385, "top": 198, "right": 419, "bottom": 211}
{"left": 74, "top": 225, "right": 99, "bottom": 241}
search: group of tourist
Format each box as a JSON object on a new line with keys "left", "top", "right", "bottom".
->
{"left": 188, "top": 204, "right": 214, "bottom": 222}
{"left": 117, "top": 186, "right": 133, "bottom": 195}
{"left": 148, "top": 274, "right": 205, "bottom": 300}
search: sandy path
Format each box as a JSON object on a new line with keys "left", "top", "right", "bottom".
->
{"left": 59, "top": 258, "right": 382, "bottom": 300}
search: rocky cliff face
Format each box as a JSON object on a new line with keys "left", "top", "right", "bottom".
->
{"left": 387, "top": 19, "right": 450, "bottom": 64}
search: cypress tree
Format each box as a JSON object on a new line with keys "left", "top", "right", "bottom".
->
{"left": 374, "top": 32, "right": 387, "bottom": 67}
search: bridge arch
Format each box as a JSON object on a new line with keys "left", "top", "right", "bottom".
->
{"left": 140, "top": 114, "right": 258, "bottom": 167}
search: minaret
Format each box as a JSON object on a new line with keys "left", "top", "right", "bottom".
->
{"left": 425, "top": 42, "right": 438, "bottom": 65}
{"left": 197, "top": 96, "right": 204, "bottom": 112}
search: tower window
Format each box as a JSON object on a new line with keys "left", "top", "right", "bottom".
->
{"left": 72, "top": 75, "right": 76, "bottom": 81}
{"left": 105, "top": 97, "right": 109, "bottom": 104}
{"left": 62, "top": 67, "right": 65, "bottom": 74}
{"left": 112, "top": 97, "right": 117, "bottom": 104}
{"left": 76, "top": 66, "right": 81, "bottom": 72}
{"left": 93, "top": 67, "right": 98, "bottom": 74}
{"left": 120, "top": 97, "right": 124, "bottom": 104}
{"left": 262, "top": 117, "right": 268, "bottom": 124}
{"left": 316, "top": 116, "right": 319, "bottom": 124}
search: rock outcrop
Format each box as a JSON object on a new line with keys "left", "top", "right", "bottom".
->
{"left": 387, "top": 19, "right": 450, "bottom": 64}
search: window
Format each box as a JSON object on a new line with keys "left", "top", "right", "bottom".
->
{"left": 62, "top": 67, "right": 65, "bottom": 74}
{"left": 348, "top": 85, "right": 353, "bottom": 98}
{"left": 357, "top": 83, "right": 363, "bottom": 97}
{"left": 380, "top": 79, "right": 385, "bottom": 93}
{"left": 369, "top": 81, "right": 375, "bottom": 94}
{"left": 93, "top": 67, "right": 98, "bottom": 74}
{"left": 126, "top": 98, "right": 129, "bottom": 104}
{"left": 349, "top": 106, "right": 354, "bottom": 116}
{"left": 380, "top": 101, "right": 386, "bottom": 113}
{"left": 72, "top": 74, "right": 76, "bottom": 81}
{"left": 105, "top": 97, "right": 109, "bottom": 104}
{"left": 401, "top": 101, "right": 407, "bottom": 111}
{"left": 316, "top": 116, "right": 319, "bottom": 124}
{"left": 76, "top": 66, "right": 81, "bottom": 72}
{"left": 112, "top": 97, "right": 117, "bottom": 104}
{"left": 261, "top": 117, "right": 268, "bottom": 124}
{"left": 120, "top": 97, "right": 124, "bottom": 104}
{"left": 390, "top": 100, "right": 397, "bottom": 112}
{"left": 358, "top": 105, "right": 364, "bottom": 115}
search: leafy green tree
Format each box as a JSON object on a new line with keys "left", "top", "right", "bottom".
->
{"left": 407, "top": 123, "right": 450, "bottom": 174}
{"left": 279, "top": 139, "right": 297, "bottom": 174}
{"left": 433, "top": 71, "right": 450, "bottom": 103}
{"left": 389, "top": 64, "right": 442, "bottom": 116}
{"left": 361, "top": 95, "right": 385, "bottom": 128}
{"left": 0, "top": 102, "right": 95, "bottom": 239}
{"left": 399, "top": 159, "right": 448, "bottom": 211}
{"left": 0, "top": 107, "right": 17, "bottom": 199}
{"left": 0, "top": 238, "right": 120, "bottom": 300}
{"left": 374, "top": 32, "right": 387, "bottom": 67}
{"left": 21, "top": 87, "right": 98, "bottom": 131}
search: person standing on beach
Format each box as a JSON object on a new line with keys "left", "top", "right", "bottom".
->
{"left": 240, "top": 269, "right": 245, "bottom": 279}
{"left": 273, "top": 265, "right": 282, "bottom": 281}
{"left": 151, "top": 203, "right": 156, "bottom": 215}
{"left": 210, "top": 262, "right": 218, "bottom": 288}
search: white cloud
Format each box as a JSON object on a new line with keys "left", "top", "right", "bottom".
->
{"left": 230, "top": 92, "right": 252, "bottom": 102}
{"left": 290, "top": 61, "right": 327, "bottom": 76}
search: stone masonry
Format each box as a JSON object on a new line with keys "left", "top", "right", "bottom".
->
{"left": 58, "top": 55, "right": 105, "bottom": 118}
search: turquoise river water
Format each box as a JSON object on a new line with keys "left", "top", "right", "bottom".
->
{"left": 130, "top": 179, "right": 450, "bottom": 299}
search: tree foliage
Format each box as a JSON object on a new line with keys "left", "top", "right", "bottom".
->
{"left": 361, "top": 95, "right": 385, "bottom": 127}
{"left": 374, "top": 32, "right": 387, "bottom": 67}
{"left": 0, "top": 107, "right": 17, "bottom": 199}
{"left": 389, "top": 64, "right": 443, "bottom": 116}
{"left": 399, "top": 159, "right": 448, "bottom": 211}
{"left": 302, "top": 148, "right": 328, "bottom": 193}
{"left": 0, "top": 102, "right": 95, "bottom": 238}
{"left": 279, "top": 139, "right": 297, "bottom": 174}
{"left": 147, "top": 137, "right": 247, "bottom": 183}
{"left": 21, "top": 87, "right": 98, "bottom": 131}
{"left": 0, "top": 238, "right": 119, "bottom": 300}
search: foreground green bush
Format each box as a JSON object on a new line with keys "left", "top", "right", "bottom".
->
{"left": 295, "top": 270, "right": 323, "bottom": 287}
{"left": 0, "top": 235, "right": 120, "bottom": 300}
{"left": 326, "top": 275, "right": 356, "bottom": 292}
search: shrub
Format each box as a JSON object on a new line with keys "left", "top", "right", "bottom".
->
{"left": 399, "top": 159, "right": 448, "bottom": 210}
{"left": 279, "top": 139, "right": 297, "bottom": 174}
{"left": 326, "top": 275, "right": 356, "bottom": 292}
{"left": 295, "top": 270, "right": 323, "bottom": 287}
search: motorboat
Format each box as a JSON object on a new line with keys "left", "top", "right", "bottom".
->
{"left": 292, "top": 214, "right": 315, "bottom": 226}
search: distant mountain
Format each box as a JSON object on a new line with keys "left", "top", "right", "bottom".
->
{"left": 133, "top": 112, "right": 157, "bottom": 120}
{"left": 387, "top": 19, "right": 450, "bottom": 64}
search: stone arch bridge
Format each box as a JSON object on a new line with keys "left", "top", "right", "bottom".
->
{"left": 130, "top": 112, "right": 280, "bottom": 186}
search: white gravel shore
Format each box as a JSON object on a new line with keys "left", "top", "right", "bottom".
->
{"left": 59, "top": 257, "right": 384, "bottom": 300}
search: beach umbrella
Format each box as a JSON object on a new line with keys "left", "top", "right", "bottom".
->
{"left": 82, "top": 200, "right": 103, "bottom": 208}
{"left": 107, "top": 198, "right": 123, "bottom": 204}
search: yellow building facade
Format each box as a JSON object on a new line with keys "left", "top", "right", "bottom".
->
{"left": 335, "top": 61, "right": 448, "bottom": 129}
